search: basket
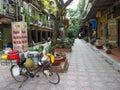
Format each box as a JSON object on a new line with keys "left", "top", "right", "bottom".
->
{"left": 8, "top": 50, "right": 20, "bottom": 64}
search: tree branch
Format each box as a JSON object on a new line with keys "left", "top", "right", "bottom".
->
{"left": 55, "top": 0, "right": 62, "bottom": 8}
{"left": 57, "top": 0, "right": 73, "bottom": 18}
{"left": 60, "top": 0, "right": 64, "bottom": 5}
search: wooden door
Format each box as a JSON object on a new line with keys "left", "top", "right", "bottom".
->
{"left": 108, "top": 19, "right": 117, "bottom": 47}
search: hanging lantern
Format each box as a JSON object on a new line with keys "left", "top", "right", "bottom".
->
{"left": 64, "top": 19, "right": 69, "bottom": 27}
{"left": 96, "top": 11, "right": 101, "bottom": 18}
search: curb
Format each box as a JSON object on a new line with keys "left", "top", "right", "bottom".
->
{"left": 87, "top": 43, "right": 120, "bottom": 72}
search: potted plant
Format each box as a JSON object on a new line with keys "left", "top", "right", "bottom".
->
{"left": 104, "top": 43, "right": 112, "bottom": 54}
{"left": 53, "top": 52, "right": 66, "bottom": 66}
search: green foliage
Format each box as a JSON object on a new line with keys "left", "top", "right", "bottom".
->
{"left": 66, "top": 0, "right": 84, "bottom": 36}
{"left": 40, "top": 14, "right": 45, "bottom": 22}
{"left": 28, "top": 45, "right": 44, "bottom": 52}
{"left": 78, "top": 0, "right": 84, "bottom": 13}
{"left": 48, "top": 45, "right": 54, "bottom": 54}
{"left": 40, "top": 0, "right": 57, "bottom": 14}
{"left": 23, "top": 6, "right": 30, "bottom": 24}
{"left": 60, "top": 24, "right": 64, "bottom": 28}
{"left": 32, "top": 12, "right": 40, "bottom": 20}
{"left": 67, "top": 9, "right": 75, "bottom": 18}
{"left": 3, "top": 4, "right": 8, "bottom": 9}
{"left": 56, "top": 37, "right": 75, "bottom": 49}
{"left": 83, "top": 37, "right": 89, "bottom": 42}
{"left": 67, "top": 28, "right": 75, "bottom": 38}
{"left": 45, "top": 44, "right": 54, "bottom": 54}
{"left": 41, "top": 0, "right": 50, "bottom": 6}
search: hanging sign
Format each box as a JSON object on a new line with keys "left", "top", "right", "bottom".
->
{"left": 12, "top": 22, "right": 28, "bottom": 52}
{"left": 96, "top": 11, "right": 101, "bottom": 18}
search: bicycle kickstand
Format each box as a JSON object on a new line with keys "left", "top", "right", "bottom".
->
{"left": 18, "top": 80, "right": 26, "bottom": 88}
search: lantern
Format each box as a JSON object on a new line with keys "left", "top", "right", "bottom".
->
{"left": 96, "top": 11, "right": 101, "bottom": 18}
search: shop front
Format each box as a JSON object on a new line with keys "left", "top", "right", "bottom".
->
{"left": 0, "top": 23, "right": 12, "bottom": 50}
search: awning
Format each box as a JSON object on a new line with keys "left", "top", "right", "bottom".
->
{"left": 83, "top": 0, "right": 117, "bottom": 22}
{"left": 30, "top": 23, "right": 54, "bottom": 32}
{"left": 0, "top": 17, "right": 13, "bottom": 24}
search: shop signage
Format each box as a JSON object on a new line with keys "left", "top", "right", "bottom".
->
{"left": 11, "top": 22, "right": 28, "bottom": 51}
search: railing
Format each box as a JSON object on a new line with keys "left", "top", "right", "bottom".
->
{"left": 0, "top": 3, "right": 15, "bottom": 17}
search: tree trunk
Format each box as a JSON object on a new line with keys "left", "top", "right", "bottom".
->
{"left": 50, "top": 17, "right": 60, "bottom": 54}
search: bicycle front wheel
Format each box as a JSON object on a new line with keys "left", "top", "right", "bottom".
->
{"left": 10, "top": 65, "right": 28, "bottom": 82}
{"left": 43, "top": 67, "right": 60, "bottom": 84}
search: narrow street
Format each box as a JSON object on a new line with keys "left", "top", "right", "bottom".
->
{"left": 0, "top": 39, "right": 120, "bottom": 90}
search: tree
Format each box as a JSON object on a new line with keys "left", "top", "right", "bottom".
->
{"left": 26, "top": 0, "right": 73, "bottom": 54}
{"left": 39, "top": 0, "right": 73, "bottom": 54}
{"left": 66, "top": 0, "right": 84, "bottom": 38}
{"left": 50, "top": 0, "right": 73, "bottom": 54}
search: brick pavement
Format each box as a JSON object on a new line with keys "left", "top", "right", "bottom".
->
{"left": 0, "top": 39, "right": 120, "bottom": 90}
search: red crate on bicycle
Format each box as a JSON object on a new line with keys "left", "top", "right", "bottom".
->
{"left": 8, "top": 50, "right": 20, "bottom": 63}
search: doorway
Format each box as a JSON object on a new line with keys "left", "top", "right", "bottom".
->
{"left": 118, "top": 19, "right": 120, "bottom": 46}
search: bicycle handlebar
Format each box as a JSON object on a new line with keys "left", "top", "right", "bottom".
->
{"left": 19, "top": 58, "right": 26, "bottom": 65}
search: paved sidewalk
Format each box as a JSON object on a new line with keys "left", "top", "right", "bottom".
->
{"left": 0, "top": 39, "right": 120, "bottom": 90}
{"left": 87, "top": 41, "right": 120, "bottom": 71}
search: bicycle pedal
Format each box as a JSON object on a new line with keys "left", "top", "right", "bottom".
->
{"left": 36, "top": 75, "right": 40, "bottom": 77}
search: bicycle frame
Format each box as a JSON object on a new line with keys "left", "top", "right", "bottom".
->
{"left": 10, "top": 54, "right": 60, "bottom": 88}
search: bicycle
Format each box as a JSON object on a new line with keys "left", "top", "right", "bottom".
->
{"left": 10, "top": 53, "right": 60, "bottom": 88}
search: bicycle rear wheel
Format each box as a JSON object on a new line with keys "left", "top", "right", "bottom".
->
{"left": 43, "top": 67, "right": 60, "bottom": 84}
{"left": 10, "top": 65, "right": 28, "bottom": 82}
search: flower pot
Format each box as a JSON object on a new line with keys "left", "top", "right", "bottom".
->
{"left": 52, "top": 56, "right": 66, "bottom": 66}
{"left": 52, "top": 60, "right": 61, "bottom": 65}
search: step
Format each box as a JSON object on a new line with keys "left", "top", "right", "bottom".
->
{"left": 51, "top": 59, "right": 69, "bottom": 73}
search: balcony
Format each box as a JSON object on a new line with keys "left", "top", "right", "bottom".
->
{"left": 30, "top": 23, "right": 54, "bottom": 32}
{"left": 0, "top": 3, "right": 16, "bottom": 18}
